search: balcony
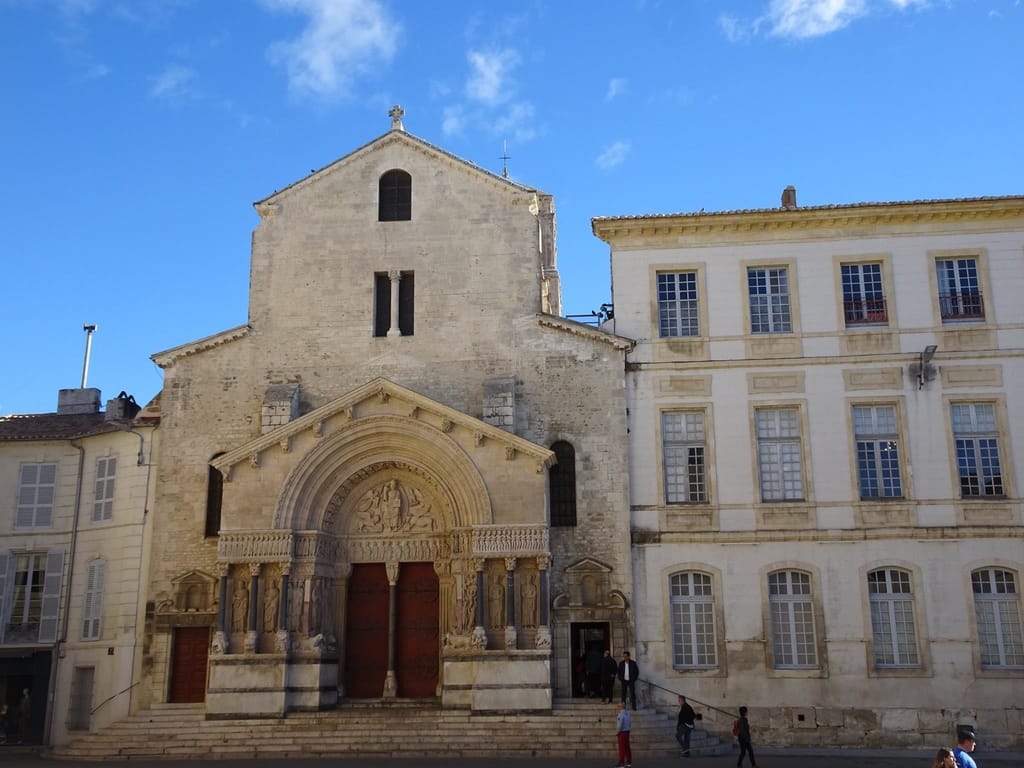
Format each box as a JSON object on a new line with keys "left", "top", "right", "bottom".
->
{"left": 940, "top": 291, "right": 985, "bottom": 321}
{"left": 844, "top": 297, "right": 888, "bottom": 326}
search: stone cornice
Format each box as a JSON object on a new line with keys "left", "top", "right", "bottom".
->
{"left": 212, "top": 376, "right": 555, "bottom": 476}
{"left": 255, "top": 130, "right": 543, "bottom": 215}
{"left": 536, "top": 313, "right": 635, "bottom": 351}
{"left": 592, "top": 196, "right": 1024, "bottom": 246}
{"left": 151, "top": 324, "right": 249, "bottom": 369}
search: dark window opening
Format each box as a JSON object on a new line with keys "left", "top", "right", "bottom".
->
{"left": 378, "top": 169, "right": 411, "bottom": 221}
{"left": 374, "top": 271, "right": 415, "bottom": 337}
{"left": 549, "top": 441, "right": 577, "bottom": 527}
{"left": 205, "top": 454, "right": 225, "bottom": 538}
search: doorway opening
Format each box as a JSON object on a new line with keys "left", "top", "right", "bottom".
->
{"left": 569, "top": 621, "right": 609, "bottom": 699}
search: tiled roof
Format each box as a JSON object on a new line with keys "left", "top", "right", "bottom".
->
{"left": 591, "top": 195, "right": 1024, "bottom": 223}
{"left": 0, "top": 412, "right": 122, "bottom": 441}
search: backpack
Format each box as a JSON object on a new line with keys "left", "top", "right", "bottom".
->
{"left": 732, "top": 719, "right": 740, "bottom": 737}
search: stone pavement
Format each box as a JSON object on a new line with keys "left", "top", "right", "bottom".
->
{"left": 2, "top": 748, "right": 1023, "bottom": 768}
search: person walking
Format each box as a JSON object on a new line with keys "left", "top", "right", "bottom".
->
{"left": 600, "top": 649, "right": 618, "bottom": 703}
{"left": 676, "top": 694, "right": 696, "bottom": 756}
{"left": 932, "top": 747, "right": 956, "bottom": 768}
{"left": 735, "top": 705, "right": 758, "bottom": 768}
{"left": 614, "top": 701, "right": 632, "bottom": 768}
{"left": 617, "top": 650, "right": 639, "bottom": 711}
{"left": 953, "top": 729, "right": 979, "bottom": 768}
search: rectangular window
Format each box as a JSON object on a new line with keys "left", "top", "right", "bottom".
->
{"left": 937, "top": 257, "right": 984, "bottom": 321}
{"left": 657, "top": 272, "right": 699, "bottom": 337}
{"left": 868, "top": 568, "right": 919, "bottom": 667}
{"left": 16, "top": 462, "right": 57, "bottom": 528}
{"left": 853, "top": 405, "right": 903, "bottom": 499}
{"left": 93, "top": 456, "right": 117, "bottom": 522}
{"left": 67, "top": 666, "right": 95, "bottom": 731}
{"left": 373, "top": 271, "right": 415, "bottom": 337}
{"left": 841, "top": 263, "right": 887, "bottom": 326}
{"left": 748, "top": 267, "right": 792, "bottom": 334}
{"left": 768, "top": 570, "right": 818, "bottom": 668}
{"left": 670, "top": 572, "right": 717, "bottom": 668}
{"left": 972, "top": 568, "right": 1024, "bottom": 669}
{"left": 952, "top": 403, "right": 1004, "bottom": 497}
{"left": 7, "top": 553, "right": 46, "bottom": 642}
{"left": 82, "top": 560, "right": 105, "bottom": 641}
{"left": 756, "top": 408, "right": 803, "bottom": 501}
{"left": 662, "top": 411, "right": 707, "bottom": 503}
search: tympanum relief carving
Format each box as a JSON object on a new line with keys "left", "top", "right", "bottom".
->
{"left": 351, "top": 478, "right": 440, "bottom": 534}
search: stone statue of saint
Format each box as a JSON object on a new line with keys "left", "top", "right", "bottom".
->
{"left": 489, "top": 575, "right": 506, "bottom": 628}
{"left": 521, "top": 574, "right": 538, "bottom": 628}
{"left": 310, "top": 578, "right": 323, "bottom": 634}
{"left": 232, "top": 580, "right": 249, "bottom": 632}
{"left": 263, "top": 580, "right": 280, "bottom": 633}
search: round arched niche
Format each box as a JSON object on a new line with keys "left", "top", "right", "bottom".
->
{"left": 274, "top": 415, "right": 492, "bottom": 531}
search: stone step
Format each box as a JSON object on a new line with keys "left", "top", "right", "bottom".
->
{"left": 52, "top": 700, "right": 730, "bottom": 761}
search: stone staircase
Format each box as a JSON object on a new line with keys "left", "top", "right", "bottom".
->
{"left": 51, "top": 698, "right": 729, "bottom": 761}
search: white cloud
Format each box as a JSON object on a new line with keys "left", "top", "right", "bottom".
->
{"left": 606, "top": 77, "right": 627, "bottom": 101}
{"left": 442, "top": 105, "right": 466, "bottom": 136}
{"left": 465, "top": 48, "right": 521, "bottom": 106}
{"left": 596, "top": 141, "right": 630, "bottom": 170}
{"left": 767, "top": 0, "right": 868, "bottom": 38}
{"left": 150, "top": 64, "right": 196, "bottom": 102}
{"left": 264, "top": 0, "right": 401, "bottom": 100}
{"left": 493, "top": 102, "right": 536, "bottom": 142}
{"left": 723, "top": 0, "right": 928, "bottom": 41}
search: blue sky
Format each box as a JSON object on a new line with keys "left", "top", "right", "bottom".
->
{"left": 1, "top": 0, "right": 1021, "bottom": 416}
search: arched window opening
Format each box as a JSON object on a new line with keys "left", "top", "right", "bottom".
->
{"left": 549, "top": 441, "right": 577, "bottom": 527}
{"left": 379, "top": 169, "right": 411, "bottom": 221}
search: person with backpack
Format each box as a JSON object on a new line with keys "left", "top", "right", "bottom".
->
{"left": 734, "top": 706, "right": 758, "bottom": 768}
{"left": 676, "top": 694, "right": 696, "bottom": 756}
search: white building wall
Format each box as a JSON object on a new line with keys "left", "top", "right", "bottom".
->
{"left": 597, "top": 197, "right": 1024, "bottom": 750}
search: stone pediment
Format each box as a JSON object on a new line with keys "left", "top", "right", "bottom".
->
{"left": 564, "top": 557, "right": 613, "bottom": 574}
{"left": 212, "top": 377, "right": 555, "bottom": 477}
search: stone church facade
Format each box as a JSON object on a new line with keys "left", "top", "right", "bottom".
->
{"left": 140, "top": 112, "right": 633, "bottom": 717}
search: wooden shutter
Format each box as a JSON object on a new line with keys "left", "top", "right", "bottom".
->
{"left": 83, "top": 560, "right": 105, "bottom": 640}
{"left": 38, "top": 548, "right": 65, "bottom": 643}
{"left": 0, "top": 551, "right": 10, "bottom": 643}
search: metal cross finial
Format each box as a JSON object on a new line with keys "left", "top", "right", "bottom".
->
{"left": 389, "top": 104, "right": 405, "bottom": 131}
{"left": 500, "top": 140, "right": 511, "bottom": 179}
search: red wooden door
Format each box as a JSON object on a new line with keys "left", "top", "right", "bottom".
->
{"left": 168, "top": 627, "right": 209, "bottom": 703}
{"left": 395, "top": 562, "right": 439, "bottom": 698}
{"left": 344, "top": 563, "right": 389, "bottom": 698}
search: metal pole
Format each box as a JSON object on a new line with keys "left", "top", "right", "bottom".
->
{"left": 81, "top": 324, "right": 97, "bottom": 388}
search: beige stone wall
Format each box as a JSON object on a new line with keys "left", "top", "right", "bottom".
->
{"left": 144, "top": 130, "right": 631, "bottom": 705}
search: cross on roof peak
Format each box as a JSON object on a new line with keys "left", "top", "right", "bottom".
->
{"left": 388, "top": 104, "right": 405, "bottom": 131}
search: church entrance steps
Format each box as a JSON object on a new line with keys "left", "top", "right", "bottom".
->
{"left": 50, "top": 699, "right": 729, "bottom": 760}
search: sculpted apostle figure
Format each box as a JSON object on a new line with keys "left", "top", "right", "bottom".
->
{"left": 232, "top": 580, "right": 249, "bottom": 632}
{"left": 263, "top": 580, "right": 280, "bottom": 633}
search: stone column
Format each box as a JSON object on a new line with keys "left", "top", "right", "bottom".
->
{"left": 245, "top": 563, "right": 261, "bottom": 653}
{"left": 335, "top": 562, "right": 352, "bottom": 697}
{"left": 504, "top": 557, "right": 518, "bottom": 649}
{"left": 383, "top": 560, "right": 400, "bottom": 697}
{"left": 275, "top": 566, "right": 290, "bottom": 653}
{"left": 387, "top": 270, "right": 402, "bottom": 337}
{"left": 472, "top": 559, "right": 487, "bottom": 649}
{"left": 212, "top": 565, "right": 229, "bottom": 655}
{"left": 536, "top": 555, "right": 552, "bottom": 649}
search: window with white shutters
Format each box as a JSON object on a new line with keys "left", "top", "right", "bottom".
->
{"left": 17, "top": 462, "right": 57, "bottom": 528}
{"left": 82, "top": 559, "right": 105, "bottom": 641}
{"left": 93, "top": 456, "right": 117, "bottom": 522}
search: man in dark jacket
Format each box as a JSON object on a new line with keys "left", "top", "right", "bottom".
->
{"left": 676, "top": 694, "right": 696, "bottom": 756}
{"left": 617, "top": 651, "right": 639, "bottom": 711}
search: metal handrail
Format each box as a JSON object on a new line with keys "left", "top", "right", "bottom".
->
{"left": 639, "top": 677, "right": 737, "bottom": 724}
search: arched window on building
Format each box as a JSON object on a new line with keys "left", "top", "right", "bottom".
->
{"left": 378, "top": 169, "right": 411, "bottom": 221}
{"left": 205, "top": 453, "right": 225, "bottom": 538}
{"left": 767, "top": 569, "right": 818, "bottom": 668}
{"left": 669, "top": 571, "right": 717, "bottom": 668}
{"left": 971, "top": 567, "right": 1024, "bottom": 669}
{"left": 549, "top": 441, "right": 577, "bottom": 527}
{"left": 867, "top": 567, "right": 920, "bottom": 667}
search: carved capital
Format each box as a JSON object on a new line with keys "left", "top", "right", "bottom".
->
{"left": 536, "top": 554, "right": 551, "bottom": 571}
{"left": 385, "top": 560, "right": 400, "bottom": 585}
{"left": 249, "top": 563, "right": 263, "bottom": 577}
{"left": 249, "top": 453, "right": 260, "bottom": 469}
{"left": 504, "top": 557, "right": 517, "bottom": 572}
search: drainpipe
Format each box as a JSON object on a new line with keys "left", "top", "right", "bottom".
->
{"left": 46, "top": 438, "right": 86, "bottom": 745}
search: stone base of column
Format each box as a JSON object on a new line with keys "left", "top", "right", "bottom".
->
{"left": 211, "top": 630, "right": 227, "bottom": 655}
{"left": 504, "top": 626, "right": 518, "bottom": 649}
{"left": 471, "top": 626, "right": 488, "bottom": 649}
{"left": 383, "top": 670, "right": 397, "bottom": 698}
{"left": 244, "top": 630, "right": 258, "bottom": 654}
{"left": 274, "top": 629, "right": 290, "bottom": 653}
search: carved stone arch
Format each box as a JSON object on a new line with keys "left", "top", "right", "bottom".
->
{"left": 274, "top": 414, "right": 492, "bottom": 531}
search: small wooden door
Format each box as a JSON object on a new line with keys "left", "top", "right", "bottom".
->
{"left": 168, "top": 626, "right": 209, "bottom": 703}
{"left": 344, "top": 563, "right": 390, "bottom": 697}
{"left": 395, "top": 562, "right": 439, "bottom": 698}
